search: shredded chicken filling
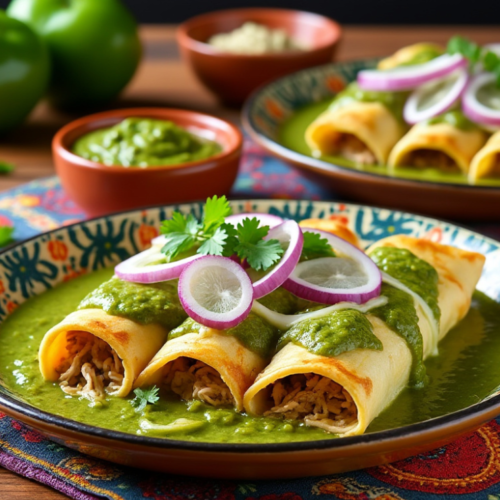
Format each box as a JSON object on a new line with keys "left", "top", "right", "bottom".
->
{"left": 405, "top": 149, "right": 459, "bottom": 172}
{"left": 334, "top": 133, "right": 377, "bottom": 165}
{"left": 264, "top": 373, "right": 357, "bottom": 431}
{"left": 57, "top": 331, "right": 124, "bottom": 401}
{"left": 164, "top": 357, "right": 234, "bottom": 407}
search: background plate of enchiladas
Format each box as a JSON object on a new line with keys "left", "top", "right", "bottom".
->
{"left": 243, "top": 57, "right": 500, "bottom": 221}
{"left": 0, "top": 199, "right": 500, "bottom": 479}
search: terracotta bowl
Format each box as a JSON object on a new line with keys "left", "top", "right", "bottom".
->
{"left": 177, "top": 8, "right": 342, "bottom": 106}
{"left": 52, "top": 108, "right": 243, "bottom": 217}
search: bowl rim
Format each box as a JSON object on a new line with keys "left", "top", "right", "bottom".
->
{"left": 0, "top": 200, "right": 499, "bottom": 454}
{"left": 52, "top": 107, "right": 243, "bottom": 174}
{"left": 242, "top": 59, "right": 500, "bottom": 193}
{"left": 176, "top": 7, "right": 342, "bottom": 60}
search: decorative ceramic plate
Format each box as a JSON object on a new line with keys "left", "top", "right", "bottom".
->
{"left": 0, "top": 200, "right": 499, "bottom": 479}
{"left": 242, "top": 60, "right": 500, "bottom": 221}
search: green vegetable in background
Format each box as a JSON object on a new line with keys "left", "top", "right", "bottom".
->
{"left": 7, "top": 0, "right": 142, "bottom": 111}
{"left": 0, "top": 226, "right": 14, "bottom": 248}
{"left": 0, "top": 10, "right": 49, "bottom": 136}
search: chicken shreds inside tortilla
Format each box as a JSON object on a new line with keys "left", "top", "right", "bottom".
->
{"left": 263, "top": 373, "right": 357, "bottom": 433}
{"left": 57, "top": 331, "right": 124, "bottom": 401}
{"left": 163, "top": 357, "right": 235, "bottom": 407}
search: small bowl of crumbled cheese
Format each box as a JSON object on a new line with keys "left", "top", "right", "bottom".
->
{"left": 177, "top": 8, "right": 342, "bottom": 106}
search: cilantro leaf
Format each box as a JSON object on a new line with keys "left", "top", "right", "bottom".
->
{"left": 234, "top": 218, "right": 283, "bottom": 271}
{"left": 161, "top": 233, "right": 196, "bottom": 260}
{"left": 160, "top": 213, "right": 201, "bottom": 260}
{"left": 202, "top": 195, "right": 232, "bottom": 235}
{"left": 220, "top": 222, "right": 238, "bottom": 257}
{"left": 447, "top": 36, "right": 482, "bottom": 66}
{"left": 198, "top": 226, "right": 228, "bottom": 255}
{"left": 130, "top": 386, "right": 160, "bottom": 413}
{"left": 236, "top": 239, "right": 284, "bottom": 271}
{"left": 0, "top": 226, "right": 14, "bottom": 248}
{"left": 300, "top": 231, "right": 336, "bottom": 262}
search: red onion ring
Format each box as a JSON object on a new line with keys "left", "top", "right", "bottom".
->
{"left": 252, "top": 220, "right": 303, "bottom": 300}
{"left": 178, "top": 255, "right": 253, "bottom": 330}
{"left": 115, "top": 246, "right": 202, "bottom": 283}
{"left": 282, "top": 228, "right": 381, "bottom": 305}
{"left": 403, "top": 69, "right": 469, "bottom": 124}
{"left": 358, "top": 53, "right": 467, "bottom": 92}
{"left": 463, "top": 73, "right": 500, "bottom": 127}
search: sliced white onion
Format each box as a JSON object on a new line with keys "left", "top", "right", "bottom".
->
{"left": 283, "top": 228, "right": 381, "bottom": 305}
{"left": 178, "top": 255, "right": 253, "bottom": 330}
{"left": 225, "top": 213, "right": 284, "bottom": 228}
{"left": 252, "top": 220, "right": 303, "bottom": 300}
{"left": 357, "top": 53, "right": 467, "bottom": 92}
{"left": 403, "top": 68, "right": 469, "bottom": 124}
{"left": 252, "top": 295, "right": 388, "bottom": 331}
{"left": 115, "top": 246, "right": 202, "bottom": 283}
{"left": 463, "top": 72, "right": 500, "bottom": 127}
{"left": 381, "top": 271, "right": 439, "bottom": 355}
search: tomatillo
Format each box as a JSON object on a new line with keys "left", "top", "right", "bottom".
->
{"left": 0, "top": 10, "right": 49, "bottom": 135}
{"left": 7, "top": 0, "right": 142, "bottom": 110}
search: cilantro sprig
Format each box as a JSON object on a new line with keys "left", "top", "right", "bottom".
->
{"left": 160, "top": 196, "right": 284, "bottom": 271}
{"left": 447, "top": 36, "right": 500, "bottom": 87}
{"left": 130, "top": 386, "right": 160, "bottom": 413}
{"left": 300, "top": 231, "right": 335, "bottom": 262}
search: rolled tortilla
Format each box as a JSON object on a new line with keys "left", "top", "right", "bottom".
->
{"left": 39, "top": 309, "right": 169, "bottom": 400}
{"left": 377, "top": 43, "right": 443, "bottom": 70}
{"left": 243, "top": 236, "right": 485, "bottom": 436}
{"left": 469, "top": 130, "right": 500, "bottom": 182}
{"left": 388, "top": 119, "right": 487, "bottom": 174}
{"left": 39, "top": 278, "right": 185, "bottom": 401}
{"left": 305, "top": 83, "right": 406, "bottom": 165}
{"left": 134, "top": 318, "right": 269, "bottom": 412}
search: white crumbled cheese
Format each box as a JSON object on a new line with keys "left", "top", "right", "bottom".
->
{"left": 207, "top": 22, "right": 305, "bottom": 55}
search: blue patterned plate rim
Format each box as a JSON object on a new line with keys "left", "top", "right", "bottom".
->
{"left": 242, "top": 60, "right": 500, "bottom": 192}
{"left": 0, "top": 199, "right": 499, "bottom": 454}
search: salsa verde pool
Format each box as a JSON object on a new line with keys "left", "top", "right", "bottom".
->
{"left": 1, "top": 269, "right": 500, "bottom": 443}
{"left": 278, "top": 100, "right": 500, "bottom": 187}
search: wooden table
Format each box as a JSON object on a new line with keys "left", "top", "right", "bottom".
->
{"left": 0, "top": 24, "right": 498, "bottom": 499}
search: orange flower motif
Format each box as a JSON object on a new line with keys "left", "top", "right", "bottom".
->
{"left": 328, "top": 214, "right": 349, "bottom": 225}
{"left": 326, "top": 76, "right": 346, "bottom": 93}
{"left": 48, "top": 240, "right": 68, "bottom": 261}
{"left": 6, "top": 301, "right": 18, "bottom": 314}
{"left": 423, "top": 227, "right": 443, "bottom": 243}
{"left": 266, "top": 99, "right": 284, "bottom": 119}
{"left": 0, "top": 280, "right": 5, "bottom": 295}
{"left": 63, "top": 267, "right": 87, "bottom": 282}
{"left": 138, "top": 224, "right": 158, "bottom": 248}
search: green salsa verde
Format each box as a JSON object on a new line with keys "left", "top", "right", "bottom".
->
{"left": 330, "top": 82, "right": 408, "bottom": 122}
{"left": 169, "top": 313, "right": 279, "bottom": 360}
{"left": 72, "top": 118, "right": 222, "bottom": 167}
{"left": 1, "top": 269, "right": 500, "bottom": 443}
{"left": 426, "top": 110, "right": 479, "bottom": 131}
{"left": 369, "top": 246, "right": 441, "bottom": 325}
{"left": 371, "top": 283, "right": 427, "bottom": 388}
{"left": 78, "top": 277, "right": 187, "bottom": 331}
{"left": 278, "top": 309, "right": 382, "bottom": 357}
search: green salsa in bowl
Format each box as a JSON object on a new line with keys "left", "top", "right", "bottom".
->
{"left": 72, "top": 117, "right": 222, "bottom": 168}
{"left": 52, "top": 108, "right": 242, "bottom": 216}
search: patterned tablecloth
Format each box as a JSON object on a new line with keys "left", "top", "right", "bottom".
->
{"left": 1, "top": 139, "right": 500, "bottom": 500}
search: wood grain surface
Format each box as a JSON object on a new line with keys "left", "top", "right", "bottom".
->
{"left": 0, "top": 24, "right": 498, "bottom": 499}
